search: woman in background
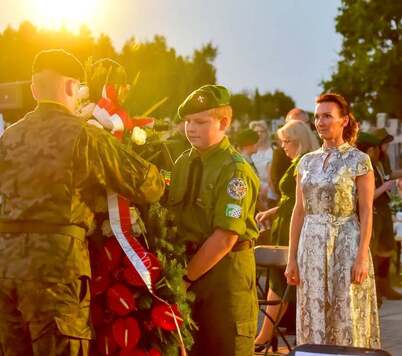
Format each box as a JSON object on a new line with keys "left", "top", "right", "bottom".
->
{"left": 254, "top": 120, "right": 319, "bottom": 350}
{"left": 250, "top": 120, "right": 277, "bottom": 209}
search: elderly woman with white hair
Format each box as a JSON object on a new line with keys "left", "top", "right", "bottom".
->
{"left": 254, "top": 120, "right": 319, "bottom": 351}
{"left": 249, "top": 120, "right": 277, "bottom": 209}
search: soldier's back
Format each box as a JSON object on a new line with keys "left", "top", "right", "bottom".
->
{"left": 0, "top": 103, "right": 86, "bottom": 225}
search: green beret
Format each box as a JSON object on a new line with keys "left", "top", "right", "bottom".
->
{"left": 32, "top": 49, "right": 84, "bottom": 80}
{"left": 370, "top": 127, "right": 394, "bottom": 144}
{"left": 234, "top": 129, "right": 259, "bottom": 147}
{"left": 177, "top": 85, "right": 231, "bottom": 120}
{"left": 356, "top": 131, "right": 381, "bottom": 151}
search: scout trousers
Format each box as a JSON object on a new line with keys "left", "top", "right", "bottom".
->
{"left": 189, "top": 248, "right": 258, "bottom": 356}
{"left": 0, "top": 277, "right": 92, "bottom": 356}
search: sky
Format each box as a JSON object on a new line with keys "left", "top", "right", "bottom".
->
{"left": 0, "top": 0, "right": 343, "bottom": 111}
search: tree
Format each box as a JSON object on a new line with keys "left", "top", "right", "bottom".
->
{"left": 322, "top": 0, "right": 402, "bottom": 120}
{"left": 230, "top": 92, "right": 253, "bottom": 122}
{"left": 0, "top": 22, "right": 218, "bottom": 120}
{"left": 259, "top": 90, "right": 295, "bottom": 119}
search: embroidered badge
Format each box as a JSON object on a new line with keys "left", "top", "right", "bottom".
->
{"left": 160, "top": 169, "right": 171, "bottom": 187}
{"left": 225, "top": 204, "right": 242, "bottom": 218}
{"left": 227, "top": 178, "right": 247, "bottom": 200}
{"left": 197, "top": 95, "right": 205, "bottom": 104}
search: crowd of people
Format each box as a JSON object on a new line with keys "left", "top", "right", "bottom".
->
{"left": 0, "top": 48, "right": 401, "bottom": 356}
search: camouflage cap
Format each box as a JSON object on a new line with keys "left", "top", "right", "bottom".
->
{"left": 370, "top": 127, "right": 394, "bottom": 144}
{"left": 234, "top": 129, "right": 259, "bottom": 147}
{"left": 356, "top": 131, "right": 381, "bottom": 151}
{"left": 32, "top": 49, "right": 85, "bottom": 80}
{"left": 177, "top": 84, "right": 231, "bottom": 120}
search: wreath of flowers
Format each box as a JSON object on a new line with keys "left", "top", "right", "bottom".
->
{"left": 79, "top": 58, "right": 195, "bottom": 356}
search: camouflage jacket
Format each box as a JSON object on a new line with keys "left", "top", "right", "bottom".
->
{"left": 0, "top": 102, "right": 165, "bottom": 281}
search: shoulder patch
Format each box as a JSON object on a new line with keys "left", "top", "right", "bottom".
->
{"left": 227, "top": 178, "right": 248, "bottom": 200}
{"left": 225, "top": 204, "right": 242, "bottom": 218}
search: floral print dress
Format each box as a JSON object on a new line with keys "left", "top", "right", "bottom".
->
{"left": 296, "top": 143, "right": 381, "bottom": 348}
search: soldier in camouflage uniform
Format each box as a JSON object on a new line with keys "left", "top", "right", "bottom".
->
{"left": 0, "top": 49, "right": 164, "bottom": 356}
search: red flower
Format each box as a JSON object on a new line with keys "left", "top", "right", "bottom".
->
{"left": 111, "top": 267, "right": 125, "bottom": 282}
{"left": 107, "top": 283, "right": 136, "bottom": 316}
{"left": 151, "top": 303, "right": 183, "bottom": 331}
{"left": 112, "top": 317, "right": 141, "bottom": 350}
{"left": 120, "top": 348, "right": 161, "bottom": 356}
{"left": 148, "top": 347, "right": 162, "bottom": 356}
{"left": 96, "top": 327, "right": 118, "bottom": 356}
{"left": 90, "top": 273, "right": 111, "bottom": 297}
{"left": 99, "top": 238, "right": 123, "bottom": 272}
{"left": 123, "top": 253, "right": 161, "bottom": 287}
{"left": 120, "top": 349, "right": 145, "bottom": 356}
{"left": 90, "top": 302, "right": 105, "bottom": 327}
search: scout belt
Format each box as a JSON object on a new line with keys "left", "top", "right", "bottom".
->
{"left": 0, "top": 221, "right": 86, "bottom": 241}
{"left": 186, "top": 239, "right": 254, "bottom": 255}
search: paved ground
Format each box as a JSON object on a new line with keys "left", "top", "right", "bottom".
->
{"left": 255, "top": 283, "right": 402, "bottom": 355}
{"left": 380, "top": 286, "right": 402, "bottom": 355}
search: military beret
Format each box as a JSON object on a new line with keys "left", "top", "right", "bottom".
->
{"left": 234, "top": 129, "right": 259, "bottom": 147}
{"left": 177, "top": 84, "right": 231, "bottom": 120}
{"left": 356, "top": 131, "right": 381, "bottom": 151}
{"left": 370, "top": 127, "right": 394, "bottom": 144}
{"left": 32, "top": 49, "right": 85, "bottom": 80}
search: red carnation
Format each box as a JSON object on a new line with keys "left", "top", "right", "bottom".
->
{"left": 107, "top": 283, "right": 136, "bottom": 316}
{"left": 151, "top": 303, "right": 183, "bottom": 331}
{"left": 112, "top": 317, "right": 141, "bottom": 350}
{"left": 123, "top": 253, "right": 161, "bottom": 287}
{"left": 96, "top": 327, "right": 118, "bottom": 356}
{"left": 99, "top": 238, "right": 123, "bottom": 272}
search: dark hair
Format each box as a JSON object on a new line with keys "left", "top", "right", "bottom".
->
{"left": 315, "top": 93, "right": 359, "bottom": 145}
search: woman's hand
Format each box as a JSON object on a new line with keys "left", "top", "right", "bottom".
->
{"left": 352, "top": 255, "right": 369, "bottom": 284}
{"left": 381, "top": 180, "right": 395, "bottom": 192}
{"left": 255, "top": 211, "right": 270, "bottom": 224}
{"left": 284, "top": 258, "right": 300, "bottom": 285}
{"left": 255, "top": 207, "right": 278, "bottom": 224}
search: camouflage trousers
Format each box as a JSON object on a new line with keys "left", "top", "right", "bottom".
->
{"left": 0, "top": 277, "right": 93, "bottom": 356}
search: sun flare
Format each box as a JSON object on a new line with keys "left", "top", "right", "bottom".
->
{"left": 30, "top": 0, "right": 99, "bottom": 31}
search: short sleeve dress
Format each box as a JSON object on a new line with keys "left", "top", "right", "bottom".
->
{"left": 296, "top": 143, "right": 380, "bottom": 348}
{"left": 268, "top": 156, "right": 300, "bottom": 300}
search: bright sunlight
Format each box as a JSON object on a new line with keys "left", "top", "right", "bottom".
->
{"left": 29, "top": 0, "right": 99, "bottom": 31}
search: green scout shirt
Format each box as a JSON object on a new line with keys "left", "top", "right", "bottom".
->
{"left": 0, "top": 102, "right": 165, "bottom": 282}
{"left": 168, "top": 136, "right": 259, "bottom": 246}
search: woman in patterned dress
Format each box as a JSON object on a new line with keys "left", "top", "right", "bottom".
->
{"left": 285, "top": 93, "right": 381, "bottom": 347}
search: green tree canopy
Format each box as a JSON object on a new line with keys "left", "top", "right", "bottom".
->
{"left": 0, "top": 21, "right": 296, "bottom": 123}
{"left": 0, "top": 22, "right": 217, "bottom": 119}
{"left": 322, "top": 0, "right": 402, "bottom": 120}
{"left": 231, "top": 89, "right": 295, "bottom": 124}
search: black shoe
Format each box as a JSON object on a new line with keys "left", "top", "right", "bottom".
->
{"left": 254, "top": 344, "right": 266, "bottom": 352}
{"left": 254, "top": 336, "right": 278, "bottom": 353}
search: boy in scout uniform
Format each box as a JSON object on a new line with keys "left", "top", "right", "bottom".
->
{"left": 168, "top": 85, "right": 259, "bottom": 356}
{"left": 0, "top": 49, "right": 164, "bottom": 356}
